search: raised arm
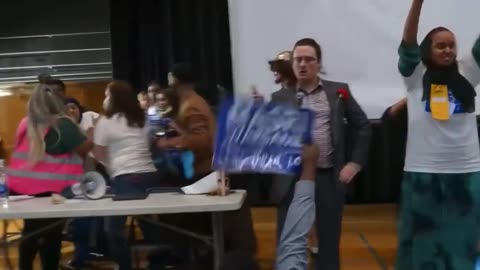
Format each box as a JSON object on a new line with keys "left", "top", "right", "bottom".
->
{"left": 398, "top": 0, "right": 424, "bottom": 77}
{"left": 403, "top": 0, "right": 423, "bottom": 45}
{"left": 276, "top": 144, "right": 318, "bottom": 270}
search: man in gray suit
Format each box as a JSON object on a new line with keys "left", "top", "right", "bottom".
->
{"left": 271, "top": 38, "right": 371, "bottom": 270}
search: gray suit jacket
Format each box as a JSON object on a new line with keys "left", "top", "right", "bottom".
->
{"left": 269, "top": 80, "right": 371, "bottom": 203}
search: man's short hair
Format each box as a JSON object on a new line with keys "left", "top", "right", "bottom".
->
{"left": 171, "top": 62, "right": 196, "bottom": 84}
{"left": 293, "top": 38, "right": 322, "bottom": 63}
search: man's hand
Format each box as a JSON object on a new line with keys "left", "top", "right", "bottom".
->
{"left": 167, "top": 136, "right": 184, "bottom": 148}
{"left": 156, "top": 138, "right": 169, "bottom": 149}
{"left": 251, "top": 85, "right": 264, "bottom": 103}
{"left": 168, "top": 121, "right": 185, "bottom": 136}
{"left": 339, "top": 163, "right": 360, "bottom": 184}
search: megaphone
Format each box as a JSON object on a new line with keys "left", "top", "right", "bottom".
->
{"left": 61, "top": 171, "right": 107, "bottom": 200}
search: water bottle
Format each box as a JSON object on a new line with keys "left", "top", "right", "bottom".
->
{"left": 0, "top": 159, "right": 9, "bottom": 208}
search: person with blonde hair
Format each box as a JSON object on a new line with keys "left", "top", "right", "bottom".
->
{"left": 6, "top": 84, "right": 92, "bottom": 270}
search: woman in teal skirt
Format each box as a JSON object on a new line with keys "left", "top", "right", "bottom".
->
{"left": 397, "top": 0, "right": 480, "bottom": 269}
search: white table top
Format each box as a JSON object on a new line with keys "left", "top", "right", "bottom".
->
{"left": 0, "top": 190, "right": 246, "bottom": 220}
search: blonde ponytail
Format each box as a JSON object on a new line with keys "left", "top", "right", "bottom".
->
{"left": 26, "top": 84, "right": 67, "bottom": 164}
{"left": 27, "top": 122, "right": 47, "bottom": 164}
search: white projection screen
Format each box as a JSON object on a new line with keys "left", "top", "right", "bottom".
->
{"left": 228, "top": 0, "right": 480, "bottom": 119}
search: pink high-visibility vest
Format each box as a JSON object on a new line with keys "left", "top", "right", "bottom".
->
{"left": 6, "top": 117, "right": 84, "bottom": 195}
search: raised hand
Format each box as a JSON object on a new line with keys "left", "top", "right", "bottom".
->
{"left": 251, "top": 85, "right": 264, "bottom": 102}
{"left": 403, "top": 0, "right": 424, "bottom": 45}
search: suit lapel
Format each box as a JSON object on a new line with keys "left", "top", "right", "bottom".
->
{"left": 322, "top": 80, "right": 341, "bottom": 147}
{"left": 322, "top": 80, "right": 337, "bottom": 117}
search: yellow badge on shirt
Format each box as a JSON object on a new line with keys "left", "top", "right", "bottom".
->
{"left": 430, "top": 84, "right": 449, "bottom": 120}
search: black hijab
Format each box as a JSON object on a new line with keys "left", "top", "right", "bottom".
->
{"left": 420, "top": 27, "right": 476, "bottom": 113}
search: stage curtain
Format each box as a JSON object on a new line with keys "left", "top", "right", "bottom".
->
{"left": 109, "top": 0, "right": 233, "bottom": 105}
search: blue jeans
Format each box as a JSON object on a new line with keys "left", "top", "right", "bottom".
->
{"left": 104, "top": 171, "right": 164, "bottom": 270}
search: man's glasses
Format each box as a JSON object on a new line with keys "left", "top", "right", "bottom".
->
{"left": 293, "top": 56, "right": 317, "bottom": 64}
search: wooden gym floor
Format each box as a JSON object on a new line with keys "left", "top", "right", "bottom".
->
{"left": 0, "top": 204, "right": 398, "bottom": 270}
{"left": 254, "top": 204, "right": 397, "bottom": 270}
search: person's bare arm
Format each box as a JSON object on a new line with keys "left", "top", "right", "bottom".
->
{"left": 388, "top": 98, "right": 408, "bottom": 118}
{"left": 403, "top": 0, "right": 423, "bottom": 45}
{"left": 398, "top": 0, "right": 423, "bottom": 77}
{"left": 92, "top": 144, "right": 107, "bottom": 165}
{"left": 276, "top": 144, "right": 318, "bottom": 270}
{"left": 74, "top": 141, "right": 93, "bottom": 160}
{"left": 91, "top": 117, "right": 109, "bottom": 164}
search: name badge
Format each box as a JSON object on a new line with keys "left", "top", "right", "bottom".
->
{"left": 430, "top": 84, "right": 449, "bottom": 120}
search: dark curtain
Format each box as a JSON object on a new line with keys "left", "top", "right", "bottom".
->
{"left": 345, "top": 121, "right": 403, "bottom": 204}
{"left": 109, "top": 0, "right": 233, "bottom": 105}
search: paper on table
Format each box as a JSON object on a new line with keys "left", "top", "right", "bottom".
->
{"left": 181, "top": 171, "right": 218, "bottom": 195}
{"left": 8, "top": 195, "right": 34, "bottom": 201}
{"left": 65, "top": 199, "right": 87, "bottom": 204}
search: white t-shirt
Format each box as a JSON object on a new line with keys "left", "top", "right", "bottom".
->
{"left": 78, "top": 111, "right": 100, "bottom": 164}
{"left": 94, "top": 113, "right": 156, "bottom": 178}
{"left": 79, "top": 111, "right": 99, "bottom": 131}
{"left": 403, "top": 54, "right": 480, "bottom": 173}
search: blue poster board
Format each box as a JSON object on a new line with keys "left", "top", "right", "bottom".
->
{"left": 213, "top": 95, "right": 313, "bottom": 175}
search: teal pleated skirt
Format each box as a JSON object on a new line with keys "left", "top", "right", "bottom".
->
{"left": 396, "top": 171, "right": 480, "bottom": 270}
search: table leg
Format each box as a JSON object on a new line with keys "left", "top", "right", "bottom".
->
{"left": 211, "top": 212, "right": 224, "bottom": 270}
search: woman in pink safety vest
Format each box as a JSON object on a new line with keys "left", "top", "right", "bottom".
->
{"left": 7, "top": 83, "right": 93, "bottom": 270}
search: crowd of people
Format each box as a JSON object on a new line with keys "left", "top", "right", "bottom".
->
{"left": 4, "top": 0, "right": 480, "bottom": 269}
